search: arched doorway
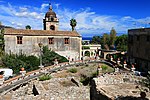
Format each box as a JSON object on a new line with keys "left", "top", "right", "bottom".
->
{"left": 50, "top": 25, "right": 55, "bottom": 30}
{"left": 84, "top": 51, "right": 90, "bottom": 57}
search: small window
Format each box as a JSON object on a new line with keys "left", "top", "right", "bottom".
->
{"left": 51, "top": 18, "right": 54, "bottom": 21}
{"left": 17, "top": 36, "right": 22, "bottom": 44}
{"left": 50, "top": 25, "right": 55, "bottom": 30}
{"left": 147, "top": 36, "right": 150, "bottom": 42}
{"left": 64, "top": 38, "right": 69, "bottom": 44}
{"left": 48, "top": 38, "right": 54, "bottom": 44}
{"left": 128, "top": 35, "right": 133, "bottom": 43}
{"left": 137, "top": 35, "right": 140, "bottom": 41}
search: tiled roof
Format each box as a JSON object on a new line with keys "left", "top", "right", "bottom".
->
{"left": 4, "top": 28, "right": 81, "bottom": 37}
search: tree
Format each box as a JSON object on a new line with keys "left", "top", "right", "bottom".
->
{"left": 1, "top": 54, "right": 40, "bottom": 74}
{"left": 102, "top": 33, "right": 110, "bottom": 50}
{"left": 25, "top": 25, "right": 31, "bottom": 29}
{"left": 110, "top": 27, "right": 116, "bottom": 46}
{"left": 70, "top": 19, "right": 77, "bottom": 31}
{"left": 42, "top": 46, "right": 68, "bottom": 66}
{"left": 115, "top": 34, "right": 128, "bottom": 51}
{"left": 90, "top": 36, "right": 101, "bottom": 44}
{"left": 0, "top": 28, "right": 5, "bottom": 57}
{"left": 102, "top": 33, "right": 110, "bottom": 45}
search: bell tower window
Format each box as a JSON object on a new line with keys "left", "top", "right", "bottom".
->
{"left": 51, "top": 17, "right": 54, "bottom": 21}
{"left": 50, "top": 25, "right": 55, "bottom": 30}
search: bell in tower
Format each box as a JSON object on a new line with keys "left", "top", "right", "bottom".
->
{"left": 43, "top": 3, "right": 59, "bottom": 31}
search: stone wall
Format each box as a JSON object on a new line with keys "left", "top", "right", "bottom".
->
{"left": 90, "top": 79, "right": 111, "bottom": 100}
{"left": 128, "top": 28, "right": 150, "bottom": 70}
{"left": 1, "top": 77, "right": 90, "bottom": 100}
{"left": 4, "top": 35, "right": 81, "bottom": 59}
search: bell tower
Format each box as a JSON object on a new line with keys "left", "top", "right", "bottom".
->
{"left": 43, "top": 4, "right": 59, "bottom": 31}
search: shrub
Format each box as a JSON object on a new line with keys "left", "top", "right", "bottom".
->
{"left": 2, "top": 46, "right": 69, "bottom": 74}
{"left": 39, "top": 74, "right": 52, "bottom": 81}
{"left": 80, "top": 77, "right": 90, "bottom": 86}
{"left": 68, "top": 68, "right": 77, "bottom": 73}
{"left": 84, "top": 51, "right": 90, "bottom": 57}
{"left": 101, "top": 65, "right": 108, "bottom": 70}
{"left": 1, "top": 53, "right": 39, "bottom": 74}
{"left": 91, "top": 71, "right": 99, "bottom": 77}
{"left": 82, "top": 46, "right": 90, "bottom": 50}
{"left": 42, "top": 46, "right": 68, "bottom": 66}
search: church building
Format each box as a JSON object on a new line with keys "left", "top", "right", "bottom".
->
{"left": 4, "top": 4, "right": 82, "bottom": 60}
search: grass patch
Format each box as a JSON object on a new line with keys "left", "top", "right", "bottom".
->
{"left": 101, "top": 65, "right": 108, "bottom": 70}
{"left": 67, "top": 68, "right": 77, "bottom": 73}
{"left": 101, "top": 64, "right": 114, "bottom": 73}
{"left": 39, "top": 74, "right": 52, "bottom": 81}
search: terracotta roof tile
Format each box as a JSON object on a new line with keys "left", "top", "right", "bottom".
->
{"left": 4, "top": 28, "right": 81, "bottom": 37}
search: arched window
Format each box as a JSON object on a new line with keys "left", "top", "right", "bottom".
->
{"left": 50, "top": 25, "right": 55, "bottom": 30}
{"left": 51, "top": 18, "right": 54, "bottom": 21}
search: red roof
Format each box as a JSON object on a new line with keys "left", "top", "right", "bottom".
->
{"left": 4, "top": 28, "right": 81, "bottom": 37}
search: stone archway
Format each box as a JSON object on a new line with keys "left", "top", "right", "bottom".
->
{"left": 84, "top": 51, "right": 90, "bottom": 57}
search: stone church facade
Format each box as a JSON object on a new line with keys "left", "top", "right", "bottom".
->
{"left": 4, "top": 4, "right": 82, "bottom": 60}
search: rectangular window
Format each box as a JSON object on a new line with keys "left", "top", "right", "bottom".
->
{"left": 147, "top": 36, "right": 150, "bottom": 42}
{"left": 128, "top": 35, "right": 133, "bottom": 43}
{"left": 17, "top": 36, "right": 22, "bottom": 44}
{"left": 137, "top": 35, "right": 140, "bottom": 41}
{"left": 48, "top": 38, "right": 54, "bottom": 44}
{"left": 64, "top": 38, "right": 69, "bottom": 44}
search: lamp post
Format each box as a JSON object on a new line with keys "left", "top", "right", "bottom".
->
{"left": 38, "top": 42, "right": 44, "bottom": 69}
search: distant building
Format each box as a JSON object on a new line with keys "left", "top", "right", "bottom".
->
{"left": 128, "top": 28, "right": 150, "bottom": 71}
{"left": 82, "top": 44, "right": 101, "bottom": 58}
{"left": 82, "top": 40, "right": 90, "bottom": 45}
{"left": 4, "top": 4, "right": 82, "bottom": 60}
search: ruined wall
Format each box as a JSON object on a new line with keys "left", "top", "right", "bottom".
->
{"left": 90, "top": 79, "right": 111, "bottom": 100}
{"left": 128, "top": 29, "right": 150, "bottom": 70}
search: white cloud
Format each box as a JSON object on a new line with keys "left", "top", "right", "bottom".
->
{"left": 0, "top": 3, "right": 150, "bottom": 36}
{"left": 54, "top": 3, "right": 60, "bottom": 9}
{"left": 19, "top": 7, "right": 28, "bottom": 12}
{"left": 41, "top": 3, "right": 49, "bottom": 11}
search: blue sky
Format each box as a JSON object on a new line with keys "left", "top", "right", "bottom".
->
{"left": 0, "top": 0, "right": 150, "bottom": 37}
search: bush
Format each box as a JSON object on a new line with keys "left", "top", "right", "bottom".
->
{"left": 39, "top": 74, "right": 52, "bottom": 81}
{"left": 82, "top": 46, "right": 90, "bottom": 50}
{"left": 68, "top": 68, "right": 77, "bottom": 73}
{"left": 101, "top": 65, "right": 108, "bottom": 70}
{"left": 42, "top": 46, "right": 68, "bottom": 66}
{"left": 84, "top": 51, "right": 90, "bottom": 57}
{"left": 101, "top": 64, "right": 114, "bottom": 73}
{"left": 91, "top": 71, "right": 99, "bottom": 77}
{"left": 80, "top": 76, "right": 90, "bottom": 86}
{"left": 1, "top": 53, "right": 39, "bottom": 74}
{"left": 1, "top": 46, "right": 68, "bottom": 74}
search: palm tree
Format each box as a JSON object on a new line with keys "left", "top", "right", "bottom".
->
{"left": 25, "top": 25, "right": 31, "bottom": 29}
{"left": 70, "top": 19, "right": 77, "bottom": 31}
